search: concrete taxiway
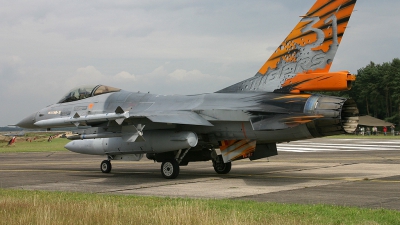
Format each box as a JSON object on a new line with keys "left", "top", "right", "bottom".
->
{"left": 1, "top": 138, "right": 400, "bottom": 210}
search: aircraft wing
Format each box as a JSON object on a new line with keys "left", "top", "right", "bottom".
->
{"left": 132, "top": 111, "right": 214, "bottom": 126}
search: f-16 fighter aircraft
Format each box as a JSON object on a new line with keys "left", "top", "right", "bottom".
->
{"left": 17, "top": 0, "right": 359, "bottom": 179}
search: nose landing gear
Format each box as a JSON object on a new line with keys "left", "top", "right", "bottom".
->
{"left": 100, "top": 160, "right": 112, "bottom": 173}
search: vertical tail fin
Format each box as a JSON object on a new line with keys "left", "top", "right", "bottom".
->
{"left": 217, "top": 0, "right": 357, "bottom": 94}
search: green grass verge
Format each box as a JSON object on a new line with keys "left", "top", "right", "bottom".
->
{"left": 0, "top": 138, "right": 69, "bottom": 153}
{"left": 0, "top": 189, "right": 399, "bottom": 225}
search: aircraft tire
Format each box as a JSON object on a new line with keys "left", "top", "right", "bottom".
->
{"left": 161, "top": 159, "right": 180, "bottom": 179}
{"left": 100, "top": 160, "right": 112, "bottom": 173}
{"left": 213, "top": 156, "right": 231, "bottom": 174}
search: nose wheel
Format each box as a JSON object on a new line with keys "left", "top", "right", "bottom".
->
{"left": 161, "top": 159, "right": 179, "bottom": 179}
{"left": 100, "top": 160, "right": 112, "bottom": 173}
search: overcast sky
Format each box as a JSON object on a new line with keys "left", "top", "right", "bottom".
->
{"left": 1, "top": 0, "right": 399, "bottom": 126}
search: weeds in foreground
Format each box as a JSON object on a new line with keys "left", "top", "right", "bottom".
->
{"left": 0, "top": 190, "right": 399, "bottom": 225}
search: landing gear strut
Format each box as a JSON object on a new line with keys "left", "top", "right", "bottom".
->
{"left": 160, "top": 148, "right": 191, "bottom": 179}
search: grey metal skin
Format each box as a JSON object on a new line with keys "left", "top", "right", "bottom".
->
{"left": 16, "top": 86, "right": 359, "bottom": 179}
{"left": 18, "top": 88, "right": 358, "bottom": 144}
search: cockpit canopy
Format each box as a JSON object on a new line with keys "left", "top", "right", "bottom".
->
{"left": 58, "top": 85, "right": 121, "bottom": 103}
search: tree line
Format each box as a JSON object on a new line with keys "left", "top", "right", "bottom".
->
{"left": 321, "top": 58, "right": 400, "bottom": 126}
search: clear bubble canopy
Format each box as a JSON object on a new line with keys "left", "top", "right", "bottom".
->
{"left": 58, "top": 85, "right": 121, "bottom": 103}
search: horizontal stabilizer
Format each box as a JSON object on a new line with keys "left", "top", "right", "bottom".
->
{"left": 250, "top": 114, "right": 323, "bottom": 131}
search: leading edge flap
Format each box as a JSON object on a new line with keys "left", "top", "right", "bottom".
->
{"left": 136, "top": 111, "right": 214, "bottom": 126}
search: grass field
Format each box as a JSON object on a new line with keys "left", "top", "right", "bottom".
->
{"left": 1, "top": 189, "right": 399, "bottom": 225}
{"left": 1, "top": 134, "right": 400, "bottom": 224}
{"left": 0, "top": 137, "right": 69, "bottom": 153}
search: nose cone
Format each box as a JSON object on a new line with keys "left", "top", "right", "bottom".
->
{"left": 16, "top": 112, "right": 38, "bottom": 129}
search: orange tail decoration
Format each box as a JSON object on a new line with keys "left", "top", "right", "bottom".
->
{"left": 217, "top": 0, "right": 357, "bottom": 94}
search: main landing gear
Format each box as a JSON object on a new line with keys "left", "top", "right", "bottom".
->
{"left": 212, "top": 155, "right": 231, "bottom": 174}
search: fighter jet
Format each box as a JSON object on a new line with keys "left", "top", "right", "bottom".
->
{"left": 17, "top": 0, "right": 359, "bottom": 179}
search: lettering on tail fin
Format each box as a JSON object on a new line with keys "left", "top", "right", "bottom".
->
{"left": 217, "top": 0, "right": 357, "bottom": 94}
